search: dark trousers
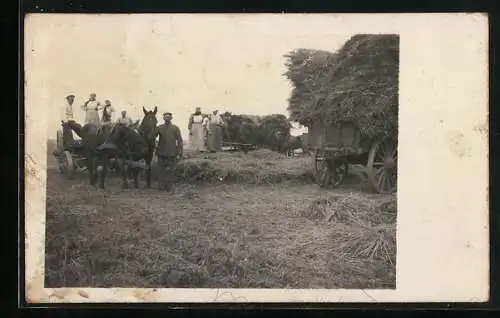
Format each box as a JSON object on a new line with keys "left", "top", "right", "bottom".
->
{"left": 157, "top": 155, "right": 177, "bottom": 190}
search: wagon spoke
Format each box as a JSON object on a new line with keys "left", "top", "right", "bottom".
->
{"left": 390, "top": 144, "right": 397, "bottom": 158}
{"left": 384, "top": 172, "right": 393, "bottom": 191}
{"left": 390, "top": 172, "right": 397, "bottom": 189}
{"left": 379, "top": 143, "right": 388, "bottom": 159}
{"left": 376, "top": 170, "right": 386, "bottom": 191}
{"left": 374, "top": 148, "right": 385, "bottom": 162}
{"left": 375, "top": 166, "right": 385, "bottom": 179}
{"left": 388, "top": 167, "right": 398, "bottom": 190}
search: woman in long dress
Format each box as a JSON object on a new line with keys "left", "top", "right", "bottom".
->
{"left": 81, "top": 93, "right": 102, "bottom": 126}
{"left": 207, "top": 110, "right": 224, "bottom": 152}
{"left": 188, "top": 107, "right": 206, "bottom": 151}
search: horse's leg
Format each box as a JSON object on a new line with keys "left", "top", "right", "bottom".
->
{"left": 145, "top": 164, "right": 152, "bottom": 188}
{"left": 133, "top": 168, "right": 140, "bottom": 188}
{"left": 120, "top": 159, "right": 129, "bottom": 189}
{"left": 145, "top": 155, "right": 152, "bottom": 188}
{"left": 88, "top": 155, "right": 97, "bottom": 186}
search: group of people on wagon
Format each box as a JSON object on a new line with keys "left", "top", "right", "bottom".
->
{"left": 62, "top": 92, "right": 135, "bottom": 128}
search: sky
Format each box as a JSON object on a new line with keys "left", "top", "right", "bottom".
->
{"left": 25, "top": 14, "right": 352, "bottom": 140}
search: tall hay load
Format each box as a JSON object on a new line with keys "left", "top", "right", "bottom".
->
{"left": 284, "top": 34, "right": 400, "bottom": 193}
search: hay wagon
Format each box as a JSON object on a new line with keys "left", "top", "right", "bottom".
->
{"left": 309, "top": 120, "right": 397, "bottom": 194}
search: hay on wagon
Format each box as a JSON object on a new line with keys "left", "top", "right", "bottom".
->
{"left": 284, "top": 34, "right": 400, "bottom": 140}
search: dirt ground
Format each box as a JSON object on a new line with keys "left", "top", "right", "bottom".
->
{"left": 45, "top": 163, "right": 396, "bottom": 289}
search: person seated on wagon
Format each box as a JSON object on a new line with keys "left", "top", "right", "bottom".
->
{"left": 59, "top": 94, "right": 79, "bottom": 150}
{"left": 116, "top": 110, "right": 134, "bottom": 126}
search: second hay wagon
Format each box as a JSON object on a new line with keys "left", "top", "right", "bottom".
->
{"left": 309, "top": 120, "right": 397, "bottom": 194}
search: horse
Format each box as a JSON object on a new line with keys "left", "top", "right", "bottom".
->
{"left": 60, "top": 120, "right": 117, "bottom": 188}
{"left": 137, "top": 106, "right": 158, "bottom": 188}
{"left": 105, "top": 122, "right": 151, "bottom": 188}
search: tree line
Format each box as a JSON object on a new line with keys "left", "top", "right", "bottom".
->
{"left": 220, "top": 112, "right": 307, "bottom": 155}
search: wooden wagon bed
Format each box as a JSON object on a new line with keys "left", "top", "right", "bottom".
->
{"left": 308, "top": 120, "right": 397, "bottom": 194}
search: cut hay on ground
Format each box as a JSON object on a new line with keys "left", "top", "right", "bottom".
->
{"left": 45, "top": 169, "right": 396, "bottom": 289}
{"left": 284, "top": 34, "right": 399, "bottom": 139}
{"left": 302, "top": 193, "right": 396, "bottom": 266}
{"left": 172, "top": 149, "right": 315, "bottom": 184}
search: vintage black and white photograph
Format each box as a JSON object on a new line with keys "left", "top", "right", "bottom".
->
{"left": 24, "top": 14, "right": 488, "bottom": 303}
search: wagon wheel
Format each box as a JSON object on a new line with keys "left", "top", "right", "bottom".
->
{"left": 366, "top": 136, "right": 397, "bottom": 194}
{"left": 56, "top": 130, "right": 64, "bottom": 150}
{"left": 313, "top": 148, "right": 330, "bottom": 187}
{"left": 57, "top": 150, "right": 75, "bottom": 179}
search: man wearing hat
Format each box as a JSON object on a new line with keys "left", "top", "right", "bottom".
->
{"left": 149, "top": 112, "right": 183, "bottom": 191}
{"left": 60, "top": 94, "right": 77, "bottom": 149}
{"left": 81, "top": 92, "right": 102, "bottom": 126}
{"left": 63, "top": 94, "right": 76, "bottom": 123}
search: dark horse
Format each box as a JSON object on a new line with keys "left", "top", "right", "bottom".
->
{"left": 105, "top": 121, "right": 151, "bottom": 188}
{"left": 61, "top": 121, "right": 116, "bottom": 188}
{"left": 137, "top": 106, "right": 158, "bottom": 188}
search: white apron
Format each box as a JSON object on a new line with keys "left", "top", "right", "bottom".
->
{"left": 63, "top": 102, "right": 74, "bottom": 122}
{"left": 82, "top": 100, "right": 101, "bottom": 126}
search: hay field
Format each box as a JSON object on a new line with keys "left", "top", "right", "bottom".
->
{"left": 45, "top": 145, "right": 396, "bottom": 289}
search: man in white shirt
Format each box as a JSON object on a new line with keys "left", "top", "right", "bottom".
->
{"left": 63, "top": 94, "right": 76, "bottom": 123}
{"left": 116, "top": 110, "right": 133, "bottom": 126}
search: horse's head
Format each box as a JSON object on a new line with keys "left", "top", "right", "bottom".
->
{"left": 61, "top": 120, "right": 75, "bottom": 129}
{"left": 61, "top": 120, "right": 84, "bottom": 137}
{"left": 139, "top": 106, "right": 158, "bottom": 143}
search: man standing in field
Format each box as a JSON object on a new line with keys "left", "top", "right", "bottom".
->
{"left": 150, "top": 112, "right": 183, "bottom": 191}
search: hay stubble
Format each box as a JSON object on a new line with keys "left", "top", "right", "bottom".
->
{"left": 45, "top": 150, "right": 395, "bottom": 289}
